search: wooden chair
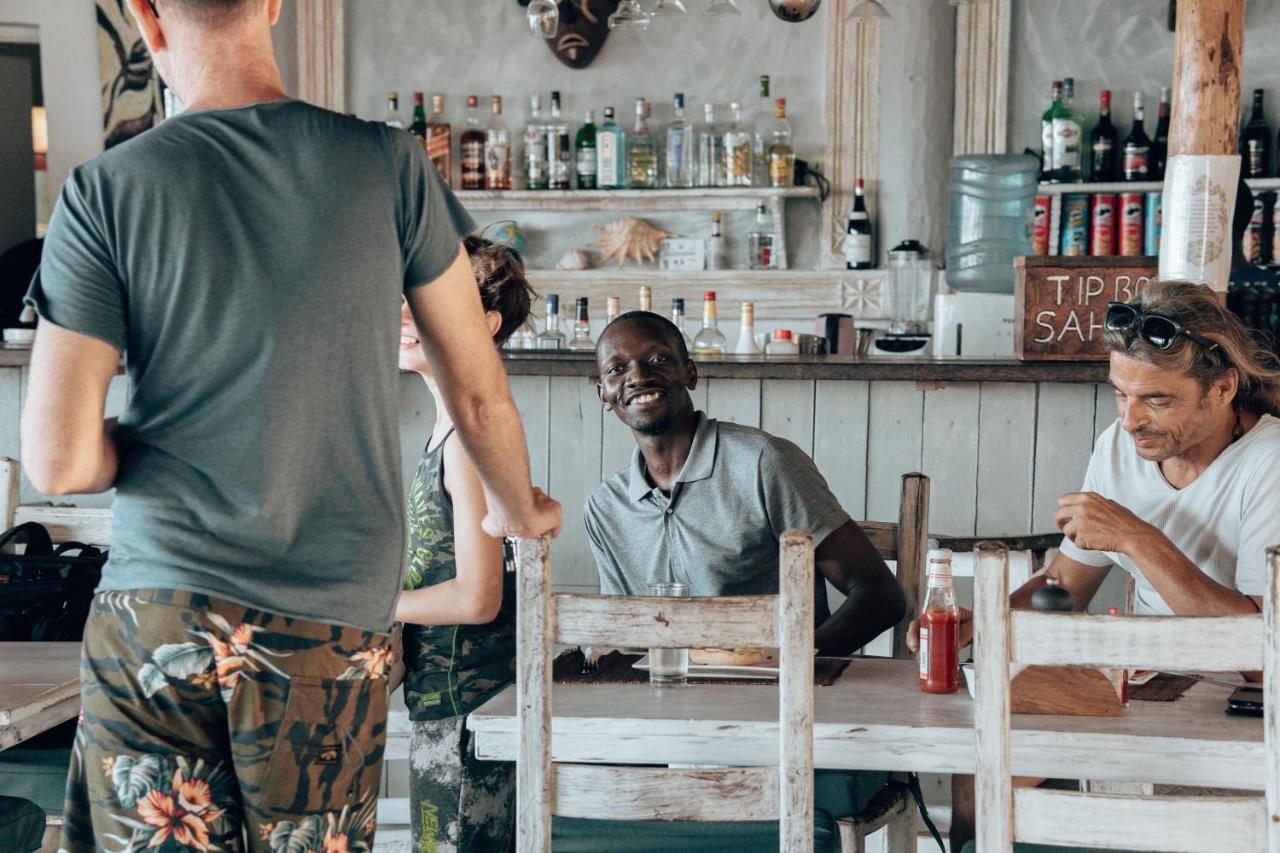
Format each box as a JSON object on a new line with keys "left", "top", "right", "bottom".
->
{"left": 514, "top": 530, "right": 816, "bottom": 853}
{"left": 1, "top": 458, "right": 113, "bottom": 548}
{"left": 973, "top": 542, "right": 1280, "bottom": 852}
{"left": 835, "top": 472, "right": 929, "bottom": 853}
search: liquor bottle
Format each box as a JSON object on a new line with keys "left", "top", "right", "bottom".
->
{"left": 536, "top": 294, "right": 566, "bottom": 349}
{"left": 627, "top": 98, "right": 658, "bottom": 189}
{"left": 723, "top": 102, "right": 752, "bottom": 187}
{"left": 409, "top": 92, "right": 429, "bottom": 150}
{"left": 691, "top": 291, "right": 727, "bottom": 355}
{"left": 696, "top": 103, "right": 723, "bottom": 188}
{"left": 735, "top": 301, "right": 761, "bottom": 355}
{"left": 576, "top": 110, "right": 598, "bottom": 189}
{"left": 1122, "top": 92, "right": 1151, "bottom": 182}
{"left": 1089, "top": 89, "right": 1119, "bottom": 182}
{"left": 460, "top": 95, "right": 486, "bottom": 190}
{"left": 768, "top": 98, "right": 795, "bottom": 188}
{"left": 1052, "top": 78, "right": 1084, "bottom": 183}
{"left": 597, "top": 106, "right": 626, "bottom": 189}
{"left": 606, "top": 295, "right": 621, "bottom": 325}
{"left": 638, "top": 285, "right": 653, "bottom": 312}
{"left": 670, "top": 298, "right": 692, "bottom": 346}
{"left": 525, "top": 93, "right": 549, "bottom": 190}
{"left": 765, "top": 329, "right": 799, "bottom": 355}
{"left": 384, "top": 91, "right": 404, "bottom": 129}
{"left": 1040, "top": 81, "right": 1065, "bottom": 180}
{"left": 484, "top": 96, "right": 512, "bottom": 190}
{"left": 1241, "top": 88, "right": 1271, "bottom": 179}
{"left": 567, "top": 297, "right": 594, "bottom": 350}
{"left": 664, "top": 93, "right": 695, "bottom": 188}
{"left": 843, "top": 178, "right": 873, "bottom": 269}
{"left": 919, "top": 548, "right": 960, "bottom": 695}
{"left": 747, "top": 202, "right": 778, "bottom": 270}
{"left": 426, "top": 94, "right": 451, "bottom": 186}
{"left": 1151, "top": 86, "right": 1171, "bottom": 180}
{"left": 706, "top": 210, "right": 728, "bottom": 270}
{"left": 752, "top": 74, "right": 771, "bottom": 187}
{"left": 547, "top": 91, "right": 571, "bottom": 190}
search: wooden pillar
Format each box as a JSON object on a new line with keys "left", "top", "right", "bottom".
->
{"left": 1168, "top": 0, "right": 1245, "bottom": 157}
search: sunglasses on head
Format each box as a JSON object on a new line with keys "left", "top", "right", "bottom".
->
{"left": 1104, "top": 301, "right": 1220, "bottom": 353}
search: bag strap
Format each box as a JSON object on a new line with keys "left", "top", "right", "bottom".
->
{"left": 0, "top": 522, "right": 54, "bottom": 555}
{"left": 907, "top": 772, "right": 947, "bottom": 853}
{"left": 54, "top": 542, "right": 104, "bottom": 560}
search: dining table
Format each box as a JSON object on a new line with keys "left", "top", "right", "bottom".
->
{"left": 466, "top": 657, "right": 1263, "bottom": 791}
{"left": 0, "top": 641, "right": 82, "bottom": 751}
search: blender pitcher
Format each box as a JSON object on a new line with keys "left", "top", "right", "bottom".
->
{"left": 885, "top": 240, "right": 934, "bottom": 335}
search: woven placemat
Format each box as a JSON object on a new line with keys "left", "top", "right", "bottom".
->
{"left": 552, "top": 648, "right": 850, "bottom": 687}
{"left": 1131, "top": 672, "right": 1198, "bottom": 702}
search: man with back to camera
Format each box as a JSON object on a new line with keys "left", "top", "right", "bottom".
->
{"left": 563, "top": 310, "right": 906, "bottom": 852}
{"left": 908, "top": 281, "right": 1280, "bottom": 852}
{"left": 20, "top": 0, "right": 560, "bottom": 849}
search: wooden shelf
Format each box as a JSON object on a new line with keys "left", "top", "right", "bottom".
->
{"left": 1038, "top": 177, "right": 1280, "bottom": 195}
{"left": 452, "top": 186, "right": 820, "bottom": 212}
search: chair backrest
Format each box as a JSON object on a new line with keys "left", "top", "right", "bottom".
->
{"left": 973, "top": 543, "right": 1280, "bottom": 853}
{"left": 514, "top": 530, "right": 816, "bottom": 853}
{"left": 857, "top": 472, "right": 930, "bottom": 660}
{"left": 1, "top": 458, "right": 113, "bottom": 548}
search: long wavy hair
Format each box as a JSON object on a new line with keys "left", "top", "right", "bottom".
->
{"left": 1103, "top": 280, "right": 1280, "bottom": 417}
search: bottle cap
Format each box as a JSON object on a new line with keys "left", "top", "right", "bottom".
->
{"left": 431, "top": 94, "right": 445, "bottom": 111}
{"left": 711, "top": 210, "right": 722, "bottom": 222}
{"left": 388, "top": 90, "right": 399, "bottom": 100}
{"left": 414, "top": 92, "right": 424, "bottom": 103}
{"left": 551, "top": 90, "right": 561, "bottom": 103}
{"left": 771, "top": 329, "right": 792, "bottom": 340}
{"left": 546, "top": 293, "right": 559, "bottom": 311}
{"left": 855, "top": 177, "right": 865, "bottom": 190}
{"left": 674, "top": 93, "right": 685, "bottom": 109}
{"left": 491, "top": 95, "right": 503, "bottom": 110}
{"left": 584, "top": 109, "right": 595, "bottom": 122}
{"left": 703, "top": 291, "right": 717, "bottom": 300}
{"left": 576, "top": 296, "right": 588, "bottom": 307}
{"left": 775, "top": 97, "right": 787, "bottom": 115}
{"left": 467, "top": 95, "right": 478, "bottom": 107}
{"left": 1107, "top": 607, "right": 1121, "bottom": 615}
{"left": 927, "top": 548, "right": 954, "bottom": 575}
{"left": 604, "top": 106, "right": 615, "bottom": 117}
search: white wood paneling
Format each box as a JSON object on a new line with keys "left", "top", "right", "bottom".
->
{"left": 553, "top": 764, "right": 781, "bottom": 821}
{"left": 554, "top": 593, "right": 778, "bottom": 649}
{"left": 920, "top": 383, "right": 981, "bottom": 536}
{"left": 0, "top": 369, "right": 19, "bottom": 464}
{"left": 546, "top": 376, "right": 604, "bottom": 589}
{"left": 865, "top": 382, "right": 923, "bottom": 522}
{"left": 706, "top": 378, "right": 761, "bottom": 428}
{"left": 760, "top": 380, "right": 816, "bottom": 456}
{"left": 509, "top": 375, "right": 550, "bottom": 492}
{"left": 1093, "top": 382, "right": 1117, "bottom": 442}
{"left": 397, "top": 373, "right": 435, "bottom": 497}
{"left": 1030, "top": 383, "right": 1097, "bottom": 531}
{"left": 812, "top": 380, "right": 870, "bottom": 522}
{"left": 975, "top": 383, "right": 1037, "bottom": 536}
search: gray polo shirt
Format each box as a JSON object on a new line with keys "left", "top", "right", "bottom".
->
{"left": 585, "top": 412, "right": 851, "bottom": 596}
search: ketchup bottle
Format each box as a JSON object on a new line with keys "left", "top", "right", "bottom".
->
{"left": 919, "top": 548, "right": 960, "bottom": 694}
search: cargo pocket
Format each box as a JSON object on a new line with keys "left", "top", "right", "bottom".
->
{"left": 262, "top": 675, "right": 388, "bottom": 814}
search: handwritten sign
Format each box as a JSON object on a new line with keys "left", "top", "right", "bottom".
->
{"left": 1014, "top": 256, "right": 1157, "bottom": 361}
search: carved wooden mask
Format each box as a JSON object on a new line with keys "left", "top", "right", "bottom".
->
{"left": 521, "top": 0, "right": 619, "bottom": 69}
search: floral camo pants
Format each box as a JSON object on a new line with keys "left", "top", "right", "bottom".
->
{"left": 60, "top": 588, "right": 396, "bottom": 853}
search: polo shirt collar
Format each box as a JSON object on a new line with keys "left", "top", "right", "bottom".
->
{"left": 626, "top": 411, "right": 719, "bottom": 501}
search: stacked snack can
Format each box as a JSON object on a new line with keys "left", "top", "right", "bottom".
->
{"left": 1060, "top": 194, "right": 1089, "bottom": 257}
{"left": 1119, "top": 192, "right": 1145, "bottom": 256}
{"left": 1031, "top": 195, "right": 1051, "bottom": 256}
{"left": 1089, "top": 194, "right": 1116, "bottom": 256}
{"left": 1144, "top": 192, "right": 1162, "bottom": 256}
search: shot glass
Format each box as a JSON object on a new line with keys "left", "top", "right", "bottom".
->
{"left": 647, "top": 582, "right": 689, "bottom": 686}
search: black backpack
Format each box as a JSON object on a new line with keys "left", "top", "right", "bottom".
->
{"left": 0, "top": 522, "right": 105, "bottom": 641}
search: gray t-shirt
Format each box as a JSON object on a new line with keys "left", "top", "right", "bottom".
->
{"left": 25, "top": 99, "right": 474, "bottom": 631}
{"left": 585, "top": 413, "right": 851, "bottom": 596}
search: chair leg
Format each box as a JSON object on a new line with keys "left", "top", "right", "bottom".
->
{"left": 837, "top": 819, "right": 868, "bottom": 853}
{"left": 884, "top": 803, "right": 916, "bottom": 853}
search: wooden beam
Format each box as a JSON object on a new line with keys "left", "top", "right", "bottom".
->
{"left": 1168, "top": 0, "right": 1245, "bottom": 157}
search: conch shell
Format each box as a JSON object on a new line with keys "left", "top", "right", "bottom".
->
{"left": 555, "top": 248, "right": 592, "bottom": 271}
{"left": 593, "top": 217, "right": 672, "bottom": 268}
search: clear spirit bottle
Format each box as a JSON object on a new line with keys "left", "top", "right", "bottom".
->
{"left": 706, "top": 210, "right": 728, "bottom": 270}
{"left": 696, "top": 103, "right": 722, "bottom": 188}
{"left": 536, "top": 294, "right": 566, "bottom": 349}
{"left": 484, "top": 96, "right": 512, "bottom": 190}
{"left": 627, "top": 98, "right": 658, "bottom": 189}
{"left": 665, "top": 93, "right": 694, "bottom": 188}
{"left": 670, "top": 298, "right": 692, "bottom": 346}
{"left": 747, "top": 202, "right": 778, "bottom": 270}
{"left": 597, "top": 107, "right": 626, "bottom": 189}
{"left": 547, "top": 91, "right": 571, "bottom": 190}
{"left": 525, "top": 93, "right": 549, "bottom": 190}
{"left": 567, "top": 297, "right": 594, "bottom": 350}
{"left": 722, "top": 102, "right": 752, "bottom": 187}
{"left": 384, "top": 91, "right": 404, "bottom": 129}
{"left": 691, "top": 291, "right": 727, "bottom": 355}
{"left": 767, "top": 98, "right": 794, "bottom": 188}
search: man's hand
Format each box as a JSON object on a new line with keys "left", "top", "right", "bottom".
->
{"left": 905, "top": 608, "right": 974, "bottom": 654}
{"left": 1054, "top": 491, "right": 1155, "bottom": 554}
{"left": 482, "top": 486, "right": 563, "bottom": 540}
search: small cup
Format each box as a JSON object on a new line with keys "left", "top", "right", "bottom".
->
{"left": 647, "top": 582, "right": 690, "bottom": 686}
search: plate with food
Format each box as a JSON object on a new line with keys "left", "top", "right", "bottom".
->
{"left": 633, "top": 647, "right": 780, "bottom": 680}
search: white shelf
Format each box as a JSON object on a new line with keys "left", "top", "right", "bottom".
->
{"left": 1038, "top": 177, "right": 1280, "bottom": 195}
{"left": 452, "top": 186, "right": 820, "bottom": 212}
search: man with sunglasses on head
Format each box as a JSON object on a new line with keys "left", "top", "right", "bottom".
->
{"left": 20, "top": 0, "right": 561, "bottom": 849}
{"left": 913, "top": 280, "right": 1280, "bottom": 852}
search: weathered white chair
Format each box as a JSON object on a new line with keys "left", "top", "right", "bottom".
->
{"left": 973, "top": 541, "right": 1280, "bottom": 852}
{"left": 1, "top": 457, "right": 113, "bottom": 548}
{"left": 514, "top": 530, "right": 816, "bottom": 853}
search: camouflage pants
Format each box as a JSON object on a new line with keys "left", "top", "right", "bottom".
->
{"left": 409, "top": 717, "right": 514, "bottom": 853}
{"left": 61, "top": 588, "right": 396, "bottom": 853}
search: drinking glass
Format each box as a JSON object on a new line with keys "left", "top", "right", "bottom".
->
{"left": 704, "top": 0, "right": 742, "bottom": 15}
{"left": 648, "top": 582, "right": 689, "bottom": 686}
{"left": 609, "top": 0, "right": 653, "bottom": 30}
{"left": 651, "top": 0, "right": 688, "bottom": 16}
{"left": 527, "top": 0, "right": 560, "bottom": 38}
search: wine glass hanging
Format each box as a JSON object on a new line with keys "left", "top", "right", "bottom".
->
{"left": 526, "top": 0, "right": 560, "bottom": 38}
{"left": 608, "top": 0, "right": 653, "bottom": 30}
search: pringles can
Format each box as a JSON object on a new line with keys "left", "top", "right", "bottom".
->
{"left": 1144, "top": 191, "right": 1162, "bottom": 256}
{"left": 1031, "top": 195, "right": 1051, "bottom": 256}
{"left": 1119, "top": 192, "right": 1145, "bottom": 256}
{"left": 1089, "top": 194, "right": 1116, "bottom": 256}
{"left": 1060, "top": 193, "right": 1089, "bottom": 257}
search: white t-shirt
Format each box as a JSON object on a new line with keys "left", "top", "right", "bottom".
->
{"left": 1058, "top": 414, "right": 1280, "bottom": 615}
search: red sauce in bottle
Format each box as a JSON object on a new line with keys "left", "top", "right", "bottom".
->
{"left": 919, "top": 607, "right": 960, "bottom": 694}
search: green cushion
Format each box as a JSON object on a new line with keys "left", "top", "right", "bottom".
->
{"left": 551, "top": 769, "right": 889, "bottom": 853}
{"left": 0, "top": 796, "right": 45, "bottom": 852}
{"left": 961, "top": 842, "right": 1144, "bottom": 853}
{"left": 0, "top": 720, "right": 74, "bottom": 816}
